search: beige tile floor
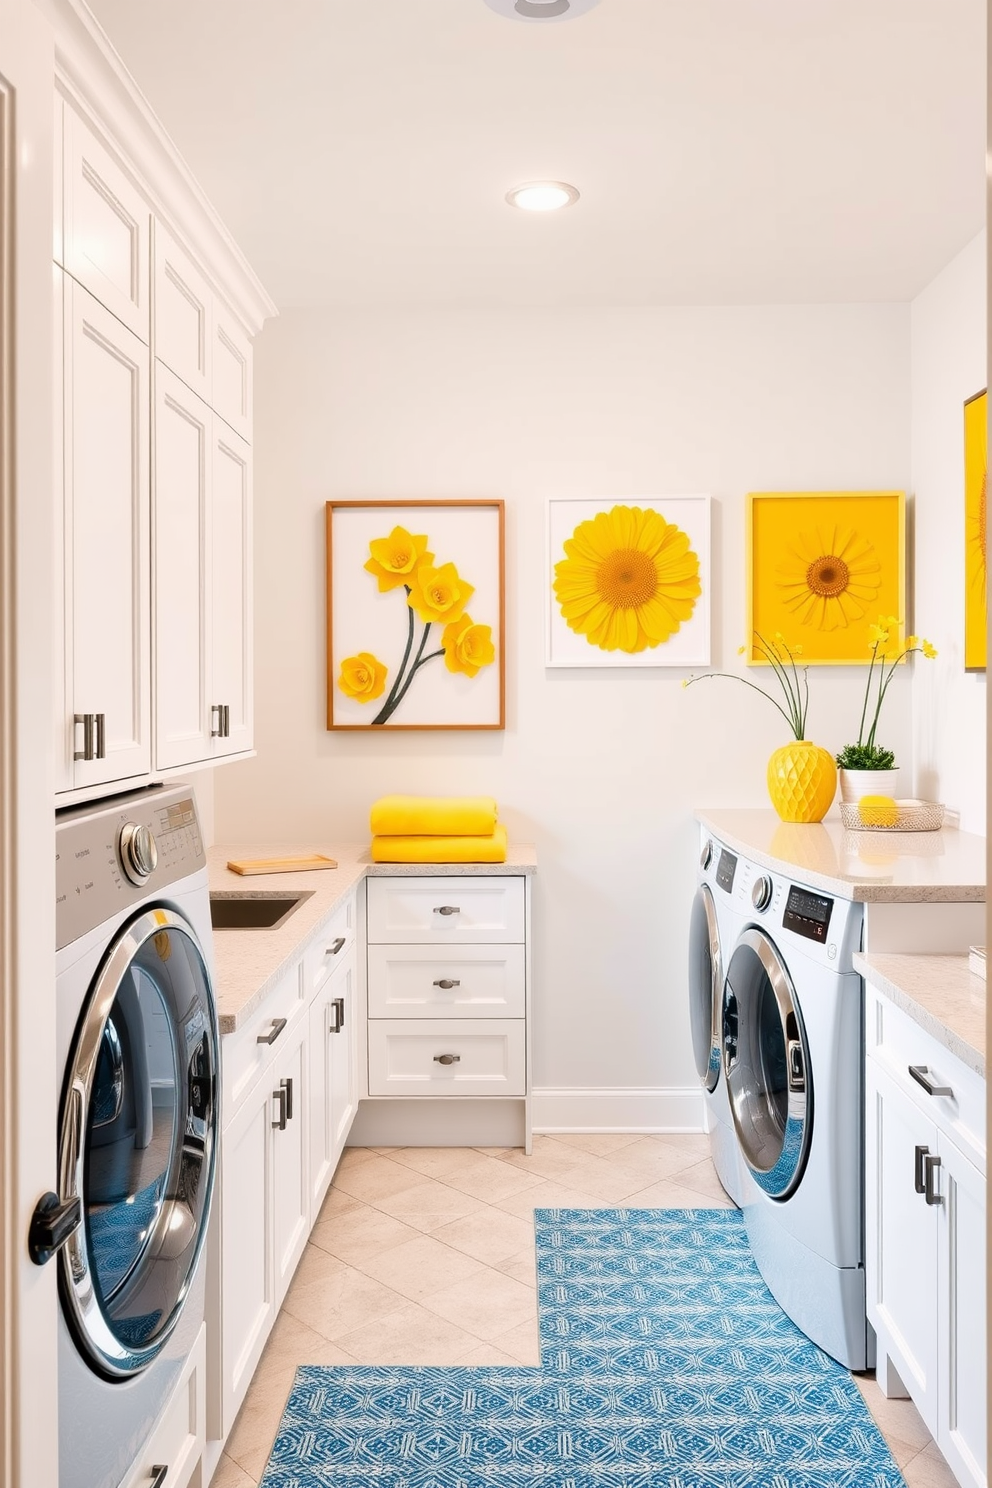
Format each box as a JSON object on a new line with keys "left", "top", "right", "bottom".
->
{"left": 213, "top": 1134, "right": 958, "bottom": 1488}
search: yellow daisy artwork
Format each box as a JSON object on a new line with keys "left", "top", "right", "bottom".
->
{"left": 964, "top": 389, "right": 986, "bottom": 671}
{"left": 547, "top": 497, "right": 711, "bottom": 667}
{"left": 747, "top": 491, "right": 905, "bottom": 664}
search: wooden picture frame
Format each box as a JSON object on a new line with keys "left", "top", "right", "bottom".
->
{"left": 545, "top": 496, "right": 712, "bottom": 668}
{"left": 746, "top": 490, "right": 906, "bottom": 665}
{"left": 326, "top": 500, "right": 505, "bottom": 730}
{"left": 964, "top": 389, "right": 987, "bottom": 671}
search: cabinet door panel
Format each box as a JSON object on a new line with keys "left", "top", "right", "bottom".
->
{"left": 272, "top": 1028, "right": 308, "bottom": 1307}
{"left": 63, "top": 107, "right": 149, "bottom": 340}
{"left": 220, "top": 1089, "right": 273, "bottom": 1434}
{"left": 152, "top": 221, "right": 212, "bottom": 403}
{"left": 309, "top": 991, "right": 334, "bottom": 1213}
{"left": 211, "top": 426, "right": 252, "bottom": 755}
{"left": 153, "top": 363, "right": 211, "bottom": 768}
{"left": 938, "top": 1133, "right": 987, "bottom": 1488}
{"left": 213, "top": 306, "right": 252, "bottom": 440}
{"left": 65, "top": 280, "right": 150, "bottom": 787}
{"left": 53, "top": 267, "right": 72, "bottom": 792}
{"left": 866, "top": 1061, "right": 939, "bottom": 1434}
{"left": 329, "top": 952, "right": 359, "bottom": 1165}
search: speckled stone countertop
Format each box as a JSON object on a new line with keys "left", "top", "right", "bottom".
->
{"left": 854, "top": 952, "right": 986, "bottom": 1078}
{"left": 696, "top": 809, "right": 986, "bottom": 903}
{"left": 208, "top": 842, "right": 537, "bottom": 1034}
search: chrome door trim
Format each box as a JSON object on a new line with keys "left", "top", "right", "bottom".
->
{"left": 723, "top": 926, "right": 811, "bottom": 1199}
{"left": 689, "top": 883, "right": 723, "bottom": 1093}
{"left": 58, "top": 905, "right": 218, "bottom": 1379}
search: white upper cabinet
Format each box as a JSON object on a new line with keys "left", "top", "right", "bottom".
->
{"left": 211, "top": 425, "right": 253, "bottom": 756}
{"left": 62, "top": 104, "right": 150, "bottom": 341}
{"left": 59, "top": 274, "right": 150, "bottom": 791}
{"left": 212, "top": 306, "right": 252, "bottom": 441}
{"left": 152, "top": 222, "right": 212, "bottom": 404}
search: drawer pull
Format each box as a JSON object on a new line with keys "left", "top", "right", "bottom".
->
{"left": 149, "top": 1469, "right": 168, "bottom": 1488}
{"left": 914, "top": 1143, "right": 929, "bottom": 1194}
{"left": 909, "top": 1064, "right": 953, "bottom": 1098}
{"left": 433, "top": 1053, "right": 461, "bottom": 1066}
{"left": 433, "top": 979, "right": 461, "bottom": 990}
{"left": 923, "top": 1152, "right": 943, "bottom": 1206}
{"left": 326, "top": 937, "right": 346, "bottom": 956}
{"left": 272, "top": 1085, "right": 287, "bottom": 1130}
{"left": 329, "top": 999, "right": 341, "bottom": 1034}
{"left": 282, "top": 1076, "right": 294, "bottom": 1121}
{"left": 334, "top": 996, "right": 345, "bottom": 1031}
{"left": 257, "top": 1017, "right": 288, "bottom": 1046}
{"left": 434, "top": 905, "right": 461, "bottom": 916}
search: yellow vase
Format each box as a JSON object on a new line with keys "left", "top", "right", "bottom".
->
{"left": 766, "top": 740, "right": 837, "bottom": 824}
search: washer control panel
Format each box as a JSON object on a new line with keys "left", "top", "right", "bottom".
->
{"left": 782, "top": 884, "right": 833, "bottom": 943}
{"left": 56, "top": 785, "right": 205, "bottom": 949}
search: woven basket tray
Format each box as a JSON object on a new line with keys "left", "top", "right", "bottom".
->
{"left": 839, "top": 799, "right": 946, "bottom": 832}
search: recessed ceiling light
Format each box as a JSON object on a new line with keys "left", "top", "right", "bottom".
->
{"left": 483, "top": 0, "right": 603, "bottom": 21}
{"left": 506, "top": 181, "right": 580, "bottom": 212}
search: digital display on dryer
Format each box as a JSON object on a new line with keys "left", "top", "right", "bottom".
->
{"left": 783, "top": 885, "right": 833, "bottom": 942}
{"left": 716, "top": 849, "right": 738, "bottom": 893}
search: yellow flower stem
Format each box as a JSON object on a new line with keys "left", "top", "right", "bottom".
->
{"left": 857, "top": 640, "right": 881, "bottom": 747}
{"left": 684, "top": 672, "right": 802, "bottom": 739}
{"left": 866, "top": 643, "right": 921, "bottom": 751}
{"left": 753, "top": 630, "right": 806, "bottom": 737}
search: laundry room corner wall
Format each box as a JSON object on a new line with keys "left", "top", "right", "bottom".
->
{"left": 215, "top": 304, "right": 911, "bottom": 1124}
{"left": 910, "top": 230, "right": 987, "bottom": 835}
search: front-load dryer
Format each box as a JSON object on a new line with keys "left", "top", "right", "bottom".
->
{"left": 37, "top": 784, "right": 219, "bottom": 1488}
{"left": 721, "top": 858, "right": 868, "bottom": 1368}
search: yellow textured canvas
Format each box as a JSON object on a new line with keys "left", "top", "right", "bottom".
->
{"left": 747, "top": 491, "right": 905, "bottom": 664}
{"left": 964, "top": 389, "right": 986, "bottom": 671}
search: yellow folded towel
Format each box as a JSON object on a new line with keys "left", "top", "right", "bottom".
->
{"left": 370, "top": 794, "right": 499, "bottom": 839}
{"left": 371, "top": 824, "right": 508, "bottom": 864}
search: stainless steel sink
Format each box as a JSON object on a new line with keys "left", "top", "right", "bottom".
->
{"left": 209, "top": 890, "right": 314, "bottom": 931}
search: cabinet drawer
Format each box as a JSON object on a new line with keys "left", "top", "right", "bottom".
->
{"left": 367, "top": 876, "right": 524, "bottom": 944}
{"left": 303, "top": 894, "right": 357, "bottom": 999}
{"left": 368, "top": 1020, "right": 525, "bottom": 1096}
{"left": 867, "top": 986, "right": 985, "bottom": 1166}
{"left": 221, "top": 962, "right": 304, "bottom": 1119}
{"left": 120, "top": 1325, "right": 204, "bottom": 1488}
{"left": 368, "top": 944, "right": 525, "bottom": 1019}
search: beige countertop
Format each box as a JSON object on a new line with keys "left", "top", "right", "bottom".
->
{"left": 854, "top": 952, "right": 986, "bottom": 1078}
{"left": 208, "top": 842, "right": 537, "bottom": 1034}
{"left": 696, "top": 808, "right": 986, "bottom": 903}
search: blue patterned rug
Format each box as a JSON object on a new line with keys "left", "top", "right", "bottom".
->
{"left": 259, "top": 1208, "right": 904, "bottom": 1488}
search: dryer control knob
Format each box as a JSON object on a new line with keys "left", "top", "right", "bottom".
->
{"left": 699, "top": 839, "right": 714, "bottom": 870}
{"left": 751, "top": 874, "right": 773, "bottom": 912}
{"left": 119, "top": 822, "right": 158, "bottom": 885}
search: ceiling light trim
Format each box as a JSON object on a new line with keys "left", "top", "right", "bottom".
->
{"left": 482, "top": 0, "right": 604, "bottom": 21}
{"left": 505, "top": 181, "right": 581, "bottom": 212}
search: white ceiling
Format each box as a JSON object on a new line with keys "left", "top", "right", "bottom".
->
{"left": 86, "top": 0, "right": 986, "bottom": 311}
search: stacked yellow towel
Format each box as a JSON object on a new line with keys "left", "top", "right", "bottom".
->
{"left": 369, "top": 795, "right": 506, "bottom": 863}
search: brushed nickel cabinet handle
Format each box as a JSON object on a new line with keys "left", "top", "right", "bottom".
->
{"left": 326, "top": 937, "right": 346, "bottom": 956}
{"left": 328, "top": 999, "right": 341, "bottom": 1034}
{"left": 433, "top": 979, "right": 461, "bottom": 990}
{"left": 257, "top": 1017, "right": 287, "bottom": 1046}
{"left": 222, "top": 703, "right": 231, "bottom": 737}
{"left": 149, "top": 1468, "right": 168, "bottom": 1488}
{"left": 433, "top": 1053, "right": 461, "bottom": 1066}
{"left": 909, "top": 1065, "right": 953, "bottom": 1098}
{"left": 914, "top": 1143, "right": 929, "bottom": 1195}
{"left": 924, "top": 1152, "right": 943, "bottom": 1206}
{"left": 334, "top": 996, "right": 345, "bottom": 1030}
{"left": 94, "top": 712, "right": 106, "bottom": 759}
{"left": 434, "top": 905, "right": 460, "bottom": 916}
{"left": 282, "top": 1076, "right": 294, "bottom": 1122}
{"left": 73, "top": 713, "right": 95, "bottom": 760}
{"left": 210, "top": 704, "right": 224, "bottom": 738}
{"left": 272, "top": 1085, "right": 287, "bottom": 1130}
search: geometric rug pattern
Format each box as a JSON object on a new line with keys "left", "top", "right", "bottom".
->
{"left": 259, "top": 1208, "right": 905, "bottom": 1487}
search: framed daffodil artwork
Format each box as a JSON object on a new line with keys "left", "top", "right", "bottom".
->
{"left": 746, "top": 490, "right": 905, "bottom": 664}
{"left": 964, "top": 389, "right": 986, "bottom": 671}
{"left": 326, "top": 500, "right": 504, "bottom": 729}
{"left": 546, "top": 497, "right": 711, "bottom": 667}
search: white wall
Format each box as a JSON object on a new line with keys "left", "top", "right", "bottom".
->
{"left": 910, "top": 231, "right": 987, "bottom": 834}
{"left": 215, "top": 304, "right": 912, "bottom": 1109}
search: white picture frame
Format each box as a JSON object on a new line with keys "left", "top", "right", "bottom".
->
{"left": 546, "top": 495, "right": 712, "bottom": 668}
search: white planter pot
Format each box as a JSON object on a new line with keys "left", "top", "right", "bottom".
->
{"left": 838, "top": 767, "right": 901, "bottom": 804}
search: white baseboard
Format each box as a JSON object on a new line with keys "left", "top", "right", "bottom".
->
{"left": 531, "top": 1087, "right": 705, "bottom": 1134}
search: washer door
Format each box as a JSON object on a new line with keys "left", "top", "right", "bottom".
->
{"left": 58, "top": 906, "right": 218, "bottom": 1379}
{"left": 688, "top": 883, "right": 722, "bottom": 1093}
{"left": 722, "top": 927, "right": 811, "bottom": 1198}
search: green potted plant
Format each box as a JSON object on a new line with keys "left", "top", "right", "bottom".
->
{"left": 837, "top": 617, "right": 937, "bottom": 803}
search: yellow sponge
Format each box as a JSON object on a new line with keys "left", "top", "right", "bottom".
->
{"left": 858, "top": 794, "right": 899, "bottom": 827}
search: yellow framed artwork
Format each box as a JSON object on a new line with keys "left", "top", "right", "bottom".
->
{"left": 746, "top": 491, "right": 905, "bottom": 664}
{"left": 964, "top": 389, "right": 986, "bottom": 671}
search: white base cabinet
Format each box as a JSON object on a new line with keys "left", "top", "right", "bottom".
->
{"left": 865, "top": 985, "right": 986, "bottom": 1488}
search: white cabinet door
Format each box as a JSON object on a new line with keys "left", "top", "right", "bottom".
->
{"left": 152, "top": 220, "right": 212, "bottom": 403}
{"left": 152, "top": 363, "right": 211, "bottom": 769}
{"left": 219, "top": 1082, "right": 274, "bottom": 1436}
{"left": 271, "top": 1021, "right": 309, "bottom": 1308}
{"left": 63, "top": 106, "right": 149, "bottom": 341}
{"left": 53, "top": 266, "right": 71, "bottom": 792}
{"left": 211, "top": 425, "right": 253, "bottom": 756}
{"left": 937, "top": 1132, "right": 987, "bottom": 1488}
{"left": 329, "top": 950, "right": 359, "bottom": 1167}
{"left": 866, "top": 1060, "right": 939, "bottom": 1434}
{"left": 62, "top": 277, "right": 150, "bottom": 790}
{"left": 308, "top": 985, "right": 335, "bottom": 1215}
{"left": 212, "top": 303, "right": 252, "bottom": 441}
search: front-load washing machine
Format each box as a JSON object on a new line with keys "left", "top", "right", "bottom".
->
{"left": 35, "top": 784, "right": 219, "bottom": 1488}
{"left": 689, "top": 829, "right": 750, "bottom": 1206}
{"left": 721, "top": 855, "right": 868, "bottom": 1368}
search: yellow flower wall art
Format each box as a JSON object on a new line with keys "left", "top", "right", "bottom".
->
{"left": 747, "top": 491, "right": 905, "bottom": 665}
{"left": 964, "top": 389, "right": 986, "bottom": 671}
{"left": 326, "top": 501, "right": 504, "bottom": 730}
{"left": 547, "top": 497, "right": 712, "bottom": 667}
